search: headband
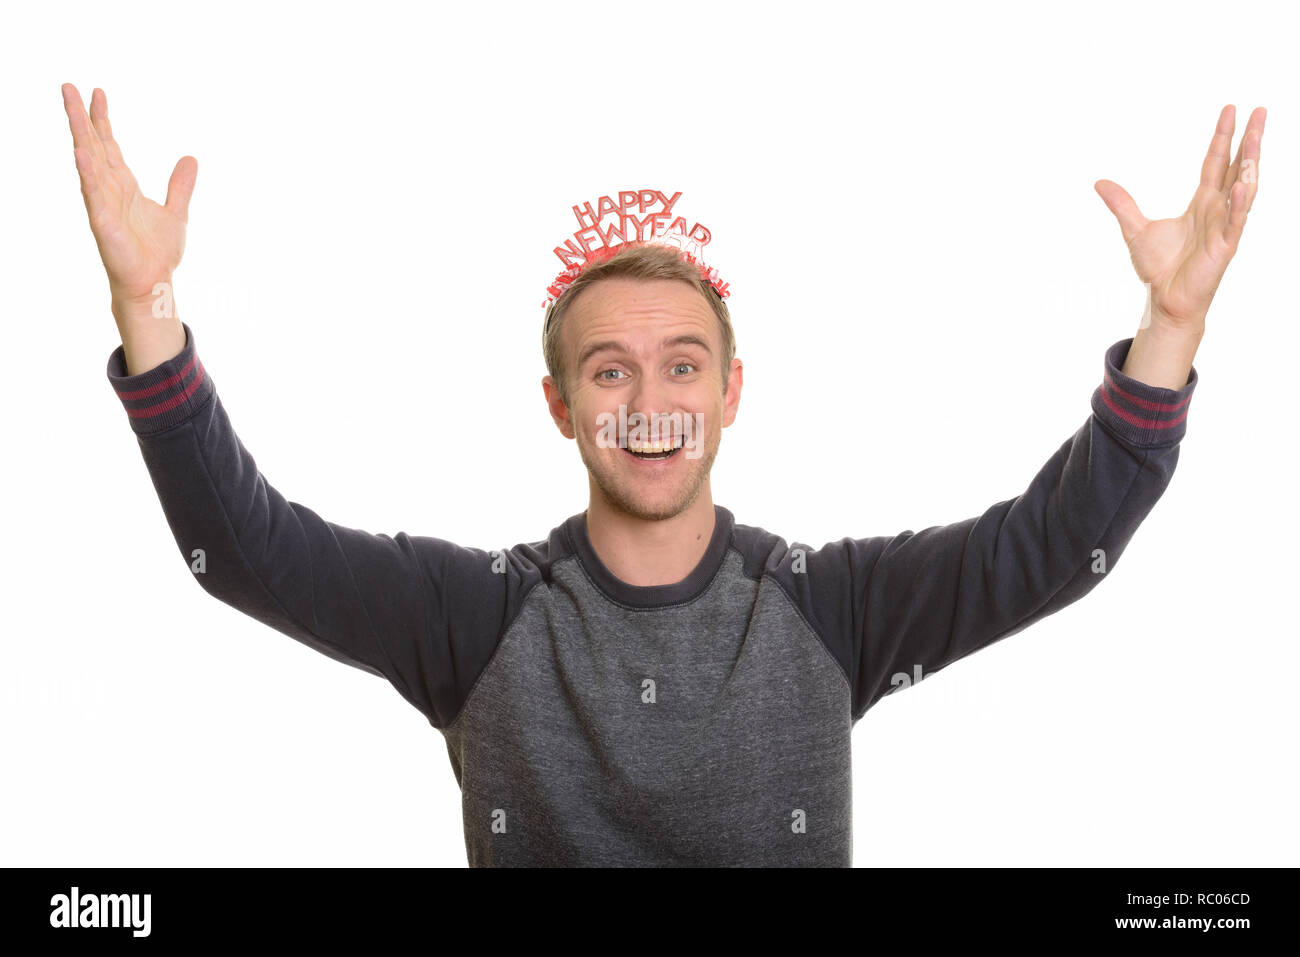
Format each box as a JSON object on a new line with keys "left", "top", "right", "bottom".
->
{"left": 541, "top": 189, "right": 731, "bottom": 315}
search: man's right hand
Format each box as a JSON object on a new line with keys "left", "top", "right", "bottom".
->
{"left": 63, "top": 83, "right": 196, "bottom": 374}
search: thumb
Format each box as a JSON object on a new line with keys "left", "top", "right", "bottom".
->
{"left": 1094, "top": 179, "right": 1147, "bottom": 244}
{"left": 165, "top": 155, "right": 198, "bottom": 222}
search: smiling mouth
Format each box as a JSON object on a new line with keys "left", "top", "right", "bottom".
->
{"left": 622, "top": 438, "right": 685, "bottom": 461}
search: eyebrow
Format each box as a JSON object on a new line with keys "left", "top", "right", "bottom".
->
{"left": 578, "top": 334, "right": 714, "bottom": 370}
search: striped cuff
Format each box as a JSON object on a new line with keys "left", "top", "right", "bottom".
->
{"left": 1090, "top": 337, "right": 1198, "bottom": 449}
{"left": 106, "top": 322, "right": 214, "bottom": 437}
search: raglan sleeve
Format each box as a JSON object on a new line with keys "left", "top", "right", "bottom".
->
{"left": 105, "top": 321, "right": 516, "bottom": 730}
{"left": 788, "top": 337, "right": 1198, "bottom": 722}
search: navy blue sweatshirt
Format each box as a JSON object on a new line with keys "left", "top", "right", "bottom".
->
{"left": 106, "top": 324, "right": 1197, "bottom": 866}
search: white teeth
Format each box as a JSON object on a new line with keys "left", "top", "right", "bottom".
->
{"left": 627, "top": 439, "right": 680, "bottom": 453}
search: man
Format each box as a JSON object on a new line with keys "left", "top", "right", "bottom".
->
{"left": 63, "top": 83, "right": 1265, "bottom": 866}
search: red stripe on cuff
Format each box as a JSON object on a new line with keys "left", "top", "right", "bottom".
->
{"left": 1103, "top": 370, "right": 1193, "bottom": 413}
{"left": 1100, "top": 386, "right": 1188, "bottom": 430}
{"left": 124, "top": 360, "right": 207, "bottom": 419}
{"left": 113, "top": 354, "right": 200, "bottom": 401}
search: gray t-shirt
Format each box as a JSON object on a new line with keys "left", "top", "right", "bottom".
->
{"left": 106, "top": 323, "right": 1198, "bottom": 866}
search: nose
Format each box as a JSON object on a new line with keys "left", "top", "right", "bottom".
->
{"left": 627, "top": 375, "right": 675, "bottom": 419}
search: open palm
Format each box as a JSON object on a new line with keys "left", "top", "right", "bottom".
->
{"left": 1095, "top": 105, "right": 1265, "bottom": 331}
{"left": 62, "top": 84, "right": 197, "bottom": 306}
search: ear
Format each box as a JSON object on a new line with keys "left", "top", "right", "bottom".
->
{"left": 542, "top": 375, "right": 576, "bottom": 439}
{"left": 721, "top": 358, "right": 743, "bottom": 428}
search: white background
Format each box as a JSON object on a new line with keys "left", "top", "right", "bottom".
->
{"left": 2, "top": 0, "right": 1296, "bottom": 867}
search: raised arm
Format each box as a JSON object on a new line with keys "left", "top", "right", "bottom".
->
{"left": 769, "top": 340, "right": 1197, "bottom": 723}
{"left": 825, "top": 343, "right": 1196, "bottom": 721}
{"left": 776, "top": 104, "right": 1265, "bottom": 722}
{"left": 66, "top": 84, "right": 520, "bottom": 729}
{"left": 102, "top": 326, "right": 518, "bottom": 727}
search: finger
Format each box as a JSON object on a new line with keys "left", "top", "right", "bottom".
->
{"left": 73, "top": 146, "right": 106, "bottom": 221}
{"left": 1239, "top": 108, "right": 1265, "bottom": 213}
{"left": 165, "top": 156, "right": 199, "bottom": 222}
{"left": 1223, "top": 180, "right": 1249, "bottom": 250}
{"left": 1199, "top": 104, "right": 1235, "bottom": 189}
{"left": 1221, "top": 106, "right": 1266, "bottom": 199}
{"left": 1219, "top": 121, "right": 1247, "bottom": 195}
{"left": 60, "top": 83, "right": 106, "bottom": 166}
{"left": 89, "top": 87, "right": 128, "bottom": 170}
{"left": 1094, "top": 179, "right": 1148, "bottom": 244}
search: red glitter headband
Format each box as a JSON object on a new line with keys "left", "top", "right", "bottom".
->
{"left": 542, "top": 189, "right": 731, "bottom": 309}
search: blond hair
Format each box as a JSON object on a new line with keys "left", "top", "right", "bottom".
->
{"left": 543, "top": 243, "right": 736, "bottom": 404}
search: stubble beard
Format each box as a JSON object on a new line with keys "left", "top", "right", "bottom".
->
{"left": 576, "top": 428, "right": 720, "bottom": 523}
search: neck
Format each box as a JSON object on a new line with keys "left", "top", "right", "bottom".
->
{"left": 585, "top": 483, "right": 717, "bottom": 587}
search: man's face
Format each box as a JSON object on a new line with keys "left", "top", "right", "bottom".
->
{"left": 543, "top": 277, "right": 742, "bottom": 522}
